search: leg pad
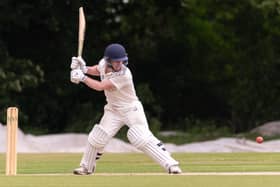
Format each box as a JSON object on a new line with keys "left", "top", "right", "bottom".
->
{"left": 127, "top": 125, "right": 179, "bottom": 171}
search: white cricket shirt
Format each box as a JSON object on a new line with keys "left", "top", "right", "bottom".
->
{"left": 97, "top": 58, "right": 139, "bottom": 108}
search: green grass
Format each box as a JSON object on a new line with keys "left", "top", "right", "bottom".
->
{"left": 1, "top": 175, "right": 279, "bottom": 187}
{"left": 0, "top": 153, "right": 280, "bottom": 187}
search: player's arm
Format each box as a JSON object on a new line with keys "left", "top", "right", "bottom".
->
{"left": 70, "top": 67, "right": 120, "bottom": 91}
{"left": 70, "top": 57, "right": 100, "bottom": 76}
{"left": 85, "top": 65, "right": 100, "bottom": 76}
{"left": 83, "top": 77, "right": 116, "bottom": 91}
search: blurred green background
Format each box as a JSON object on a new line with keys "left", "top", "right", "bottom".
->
{"left": 1, "top": 0, "right": 280, "bottom": 141}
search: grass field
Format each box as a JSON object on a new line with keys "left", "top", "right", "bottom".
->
{"left": 0, "top": 153, "right": 280, "bottom": 187}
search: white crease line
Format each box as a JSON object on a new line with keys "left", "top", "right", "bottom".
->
{"left": 6, "top": 172, "right": 280, "bottom": 176}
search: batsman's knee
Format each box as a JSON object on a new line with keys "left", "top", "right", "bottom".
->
{"left": 88, "top": 124, "right": 111, "bottom": 148}
{"left": 127, "top": 125, "right": 156, "bottom": 148}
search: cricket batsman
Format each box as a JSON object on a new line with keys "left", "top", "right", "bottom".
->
{"left": 70, "top": 43, "right": 182, "bottom": 175}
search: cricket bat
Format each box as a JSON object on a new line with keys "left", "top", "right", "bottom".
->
{"left": 78, "top": 7, "right": 86, "bottom": 57}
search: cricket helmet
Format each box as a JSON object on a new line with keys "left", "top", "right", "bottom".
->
{"left": 104, "top": 43, "right": 128, "bottom": 65}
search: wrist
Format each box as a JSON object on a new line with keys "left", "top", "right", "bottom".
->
{"left": 81, "top": 75, "right": 87, "bottom": 82}
{"left": 82, "top": 66, "right": 88, "bottom": 74}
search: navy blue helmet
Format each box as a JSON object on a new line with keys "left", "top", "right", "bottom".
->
{"left": 104, "top": 43, "right": 128, "bottom": 65}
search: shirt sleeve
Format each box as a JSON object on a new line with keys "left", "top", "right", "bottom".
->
{"left": 97, "top": 58, "right": 106, "bottom": 72}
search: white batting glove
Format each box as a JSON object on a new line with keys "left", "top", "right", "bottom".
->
{"left": 70, "top": 57, "right": 79, "bottom": 69}
{"left": 70, "top": 69, "right": 87, "bottom": 84}
{"left": 70, "top": 56, "right": 88, "bottom": 73}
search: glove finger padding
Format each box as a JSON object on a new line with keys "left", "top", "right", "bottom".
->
{"left": 71, "top": 57, "right": 80, "bottom": 69}
{"left": 71, "top": 56, "right": 88, "bottom": 73}
{"left": 70, "top": 69, "right": 86, "bottom": 84}
{"left": 70, "top": 77, "right": 80, "bottom": 84}
{"left": 77, "top": 56, "right": 88, "bottom": 73}
{"left": 70, "top": 71, "right": 80, "bottom": 84}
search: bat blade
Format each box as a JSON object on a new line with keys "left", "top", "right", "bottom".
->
{"left": 78, "top": 7, "right": 86, "bottom": 57}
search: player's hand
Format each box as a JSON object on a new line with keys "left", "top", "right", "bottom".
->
{"left": 70, "top": 56, "right": 88, "bottom": 73}
{"left": 76, "top": 56, "right": 88, "bottom": 73}
{"left": 70, "top": 57, "right": 79, "bottom": 69}
{"left": 70, "top": 69, "right": 86, "bottom": 84}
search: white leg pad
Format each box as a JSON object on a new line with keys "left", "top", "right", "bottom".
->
{"left": 80, "top": 142, "right": 98, "bottom": 173}
{"left": 127, "top": 125, "right": 179, "bottom": 171}
{"left": 88, "top": 124, "right": 111, "bottom": 148}
{"left": 80, "top": 125, "right": 111, "bottom": 173}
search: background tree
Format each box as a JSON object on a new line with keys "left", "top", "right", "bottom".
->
{"left": 0, "top": 0, "right": 280, "bottom": 136}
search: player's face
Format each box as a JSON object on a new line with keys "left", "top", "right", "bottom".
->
{"left": 111, "top": 61, "right": 123, "bottom": 71}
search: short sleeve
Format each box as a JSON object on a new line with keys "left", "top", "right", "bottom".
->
{"left": 97, "top": 58, "right": 106, "bottom": 72}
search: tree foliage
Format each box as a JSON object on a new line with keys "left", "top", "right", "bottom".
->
{"left": 1, "top": 0, "right": 280, "bottom": 134}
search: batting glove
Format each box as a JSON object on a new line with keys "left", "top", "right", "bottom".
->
{"left": 70, "top": 69, "right": 87, "bottom": 84}
{"left": 70, "top": 56, "right": 88, "bottom": 73}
